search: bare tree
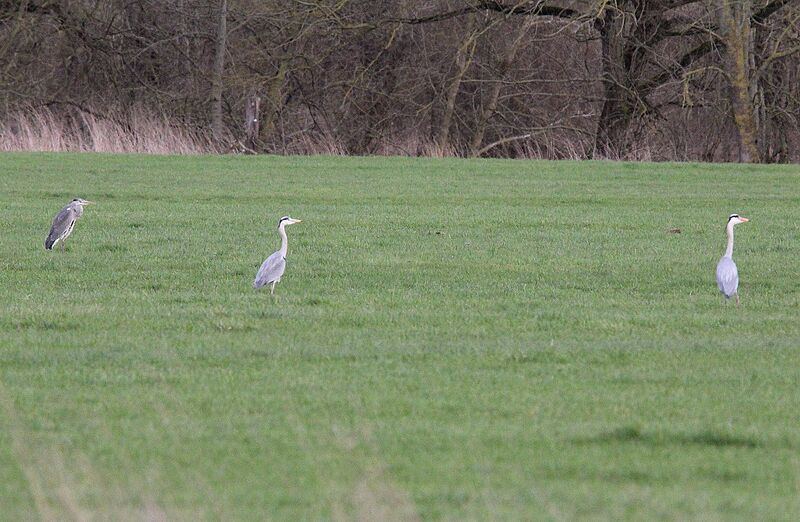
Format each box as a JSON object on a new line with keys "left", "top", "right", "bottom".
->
{"left": 1, "top": 0, "right": 799, "bottom": 161}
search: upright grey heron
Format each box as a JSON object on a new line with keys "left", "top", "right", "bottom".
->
{"left": 45, "top": 198, "right": 96, "bottom": 251}
{"left": 253, "top": 216, "right": 302, "bottom": 294}
{"left": 716, "top": 213, "right": 749, "bottom": 304}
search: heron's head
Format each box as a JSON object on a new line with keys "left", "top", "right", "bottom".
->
{"left": 72, "top": 198, "right": 96, "bottom": 206}
{"left": 727, "top": 214, "right": 749, "bottom": 226}
{"left": 278, "top": 215, "right": 302, "bottom": 228}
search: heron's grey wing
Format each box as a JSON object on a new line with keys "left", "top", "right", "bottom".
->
{"left": 716, "top": 256, "right": 739, "bottom": 297}
{"left": 253, "top": 250, "right": 286, "bottom": 288}
{"left": 45, "top": 205, "right": 77, "bottom": 249}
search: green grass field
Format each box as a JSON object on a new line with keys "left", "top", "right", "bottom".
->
{"left": 1, "top": 152, "right": 799, "bottom": 520}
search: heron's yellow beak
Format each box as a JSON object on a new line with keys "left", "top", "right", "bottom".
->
{"left": 740, "top": 217, "right": 749, "bottom": 222}
{"left": 84, "top": 200, "right": 97, "bottom": 205}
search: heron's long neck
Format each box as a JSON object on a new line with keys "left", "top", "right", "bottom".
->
{"left": 278, "top": 225, "right": 289, "bottom": 258}
{"left": 724, "top": 223, "right": 735, "bottom": 258}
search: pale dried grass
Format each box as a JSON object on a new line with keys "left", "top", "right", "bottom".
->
{"left": 0, "top": 106, "right": 215, "bottom": 154}
{"left": 284, "top": 132, "right": 348, "bottom": 156}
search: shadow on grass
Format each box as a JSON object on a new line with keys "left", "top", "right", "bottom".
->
{"left": 538, "top": 465, "right": 749, "bottom": 484}
{"left": 5, "top": 318, "right": 82, "bottom": 332}
{"left": 573, "top": 425, "right": 768, "bottom": 449}
{"left": 505, "top": 351, "right": 571, "bottom": 365}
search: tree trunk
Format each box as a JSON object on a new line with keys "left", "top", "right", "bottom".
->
{"left": 211, "top": 0, "right": 227, "bottom": 144}
{"left": 258, "top": 59, "right": 289, "bottom": 148}
{"left": 469, "top": 19, "right": 532, "bottom": 157}
{"left": 438, "top": 26, "right": 477, "bottom": 153}
{"left": 593, "top": 8, "right": 636, "bottom": 158}
{"left": 718, "top": 0, "right": 761, "bottom": 163}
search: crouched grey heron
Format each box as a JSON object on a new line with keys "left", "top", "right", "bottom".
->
{"left": 45, "top": 198, "right": 96, "bottom": 251}
{"left": 716, "top": 213, "right": 749, "bottom": 304}
{"left": 253, "top": 216, "right": 302, "bottom": 294}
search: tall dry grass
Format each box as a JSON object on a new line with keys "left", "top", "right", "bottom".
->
{"left": 0, "top": 104, "right": 665, "bottom": 160}
{"left": 282, "top": 131, "right": 348, "bottom": 156}
{"left": 0, "top": 106, "right": 216, "bottom": 154}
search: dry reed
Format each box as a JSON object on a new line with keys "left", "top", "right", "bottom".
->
{"left": 0, "top": 106, "right": 215, "bottom": 154}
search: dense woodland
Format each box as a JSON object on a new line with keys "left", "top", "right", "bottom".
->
{"left": 1, "top": 1, "right": 798, "bottom": 161}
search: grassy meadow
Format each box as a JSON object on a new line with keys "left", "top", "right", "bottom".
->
{"left": 1, "top": 152, "right": 799, "bottom": 520}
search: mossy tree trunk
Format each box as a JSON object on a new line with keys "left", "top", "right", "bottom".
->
{"left": 718, "top": 0, "right": 761, "bottom": 163}
{"left": 210, "top": 0, "right": 227, "bottom": 145}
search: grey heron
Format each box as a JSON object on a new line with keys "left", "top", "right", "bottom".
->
{"left": 253, "top": 216, "right": 302, "bottom": 294}
{"left": 45, "top": 198, "right": 96, "bottom": 251}
{"left": 716, "top": 213, "right": 749, "bottom": 304}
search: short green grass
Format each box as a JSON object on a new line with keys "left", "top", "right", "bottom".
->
{"left": 1, "top": 152, "right": 799, "bottom": 520}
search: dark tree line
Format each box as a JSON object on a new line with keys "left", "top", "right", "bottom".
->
{"left": 1, "top": 0, "right": 798, "bottom": 161}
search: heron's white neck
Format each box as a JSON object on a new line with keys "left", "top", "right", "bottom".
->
{"left": 278, "top": 224, "right": 289, "bottom": 258}
{"left": 724, "top": 222, "right": 735, "bottom": 258}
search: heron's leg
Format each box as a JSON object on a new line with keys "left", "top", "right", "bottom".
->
{"left": 270, "top": 281, "right": 276, "bottom": 295}
{"left": 735, "top": 293, "right": 740, "bottom": 306}
{"left": 60, "top": 241, "right": 65, "bottom": 253}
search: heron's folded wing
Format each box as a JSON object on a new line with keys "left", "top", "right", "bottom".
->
{"left": 46, "top": 206, "right": 76, "bottom": 246}
{"left": 253, "top": 251, "right": 286, "bottom": 288}
{"left": 715, "top": 257, "right": 739, "bottom": 297}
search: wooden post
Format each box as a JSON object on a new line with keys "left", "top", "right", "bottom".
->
{"left": 245, "top": 94, "right": 260, "bottom": 152}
